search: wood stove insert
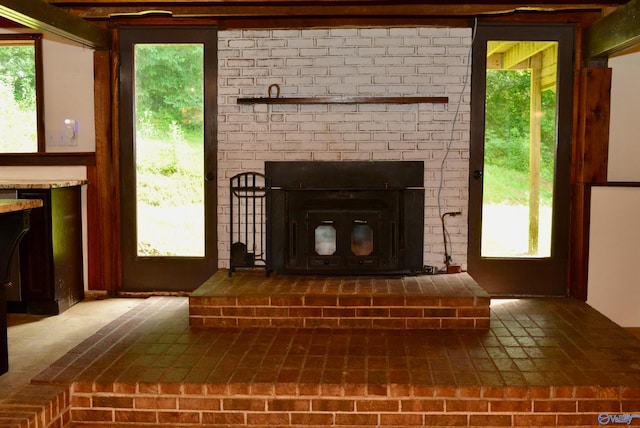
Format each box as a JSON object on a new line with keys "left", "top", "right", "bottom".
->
{"left": 266, "top": 161, "right": 424, "bottom": 275}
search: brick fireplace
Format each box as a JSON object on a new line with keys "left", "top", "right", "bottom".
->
{"left": 217, "top": 26, "right": 471, "bottom": 271}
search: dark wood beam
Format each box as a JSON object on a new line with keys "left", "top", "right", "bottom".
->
{"left": 0, "top": 0, "right": 110, "bottom": 49}
{"left": 586, "top": 0, "right": 640, "bottom": 58}
{"left": 49, "top": 2, "right": 621, "bottom": 20}
{"left": 569, "top": 67, "right": 611, "bottom": 300}
{"left": 0, "top": 153, "right": 96, "bottom": 166}
{"left": 48, "top": 0, "right": 627, "bottom": 5}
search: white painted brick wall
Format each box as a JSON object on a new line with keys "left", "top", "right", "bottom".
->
{"left": 218, "top": 26, "right": 471, "bottom": 271}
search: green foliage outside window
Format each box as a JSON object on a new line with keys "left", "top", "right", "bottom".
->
{"left": 484, "top": 69, "right": 557, "bottom": 183}
{"left": 0, "top": 44, "right": 37, "bottom": 153}
{"left": 0, "top": 46, "right": 36, "bottom": 109}
{"left": 132, "top": 43, "right": 206, "bottom": 256}
{"left": 134, "top": 44, "right": 204, "bottom": 141}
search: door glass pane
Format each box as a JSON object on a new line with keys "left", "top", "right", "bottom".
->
{"left": 134, "top": 44, "right": 204, "bottom": 257}
{"left": 481, "top": 41, "right": 557, "bottom": 258}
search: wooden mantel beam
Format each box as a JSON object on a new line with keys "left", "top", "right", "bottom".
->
{"left": 586, "top": 0, "right": 640, "bottom": 58}
{"left": 0, "top": 0, "right": 110, "bottom": 49}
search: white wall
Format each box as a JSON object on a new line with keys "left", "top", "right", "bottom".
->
{"left": 42, "top": 37, "right": 96, "bottom": 152}
{"left": 587, "top": 187, "right": 640, "bottom": 327}
{"left": 587, "top": 51, "right": 640, "bottom": 327}
{"left": 607, "top": 51, "right": 640, "bottom": 182}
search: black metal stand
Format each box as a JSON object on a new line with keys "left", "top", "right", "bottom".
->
{"left": 229, "top": 172, "right": 268, "bottom": 276}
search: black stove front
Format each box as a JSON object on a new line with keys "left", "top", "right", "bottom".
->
{"left": 266, "top": 161, "right": 424, "bottom": 275}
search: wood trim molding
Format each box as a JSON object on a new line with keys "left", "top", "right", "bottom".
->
{"left": 568, "top": 67, "right": 612, "bottom": 301}
{"left": 569, "top": 183, "right": 592, "bottom": 301}
{"left": 86, "top": 49, "right": 116, "bottom": 292}
{"left": 0, "top": 153, "right": 95, "bottom": 166}
{"left": 592, "top": 182, "right": 640, "bottom": 187}
{"left": 576, "top": 67, "right": 611, "bottom": 184}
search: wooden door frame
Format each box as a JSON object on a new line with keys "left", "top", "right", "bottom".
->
{"left": 88, "top": 24, "right": 219, "bottom": 293}
{"left": 86, "top": 32, "right": 119, "bottom": 293}
{"left": 468, "top": 23, "right": 575, "bottom": 297}
{"left": 117, "top": 25, "right": 218, "bottom": 292}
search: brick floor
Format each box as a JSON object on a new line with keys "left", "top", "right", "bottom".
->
{"left": 3, "top": 273, "right": 640, "bottom": 427}
{"left": 34, "top": 296, "right": 640, "bottom": 390}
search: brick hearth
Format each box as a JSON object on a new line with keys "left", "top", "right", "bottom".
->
{"left": 3, "top": 275, "right": 640, "bottom": 427}
{"left": 189, "top": 271, "right": 490, "bottom": 330}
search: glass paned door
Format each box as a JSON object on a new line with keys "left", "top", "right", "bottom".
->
{"left": 481, "top": 41, "right": 558, "bottom": 258}
{"left": 468, "top": 24, "right": 574, "bottom": 296}
{"left": 134, "top": 44, "right": 205, "bottom": 257}
{"left": 119, "top": 27, "right": 217, "bottom": 292}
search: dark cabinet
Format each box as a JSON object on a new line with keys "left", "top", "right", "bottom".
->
{"left": 16, "top": 186, "right": 84, "bottom": 314}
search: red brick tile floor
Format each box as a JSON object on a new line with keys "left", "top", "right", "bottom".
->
{"left": 34, "top": 296, "right": 640, "bottom": 389}
{"left": 4, "top": 287, "right": 640, "bottom": 426}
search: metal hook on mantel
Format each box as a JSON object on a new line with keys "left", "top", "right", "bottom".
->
{"left": 268, "top": 84, "right": 280, "bottom": 99}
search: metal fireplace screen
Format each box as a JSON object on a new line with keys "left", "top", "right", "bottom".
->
{"left": 266, "top": 161, "right": 424, "bottom": 275}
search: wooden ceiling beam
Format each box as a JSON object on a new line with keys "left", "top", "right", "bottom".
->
{"left": 586, "top": 0, "right": 640, "bottom": 58}
{"left": 47, "top": 0, "right": 627, "bottom": 5}
{"left": 0, "top": 0, "right": 110, "bottom": 49}
{"left": 52, "top": 3, "right": 620, "bottom": 20}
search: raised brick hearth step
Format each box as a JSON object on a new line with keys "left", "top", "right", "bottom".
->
{"left": 24, "top": 297, "right": 640, "bottom": 428}
{"left": 189, "top": 270, "right": 490, "bottom": 330}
